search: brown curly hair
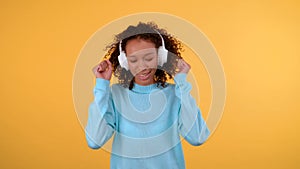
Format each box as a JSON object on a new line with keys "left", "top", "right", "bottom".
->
{"left": 104, "top": 21, "right": 183, "bottom": 90}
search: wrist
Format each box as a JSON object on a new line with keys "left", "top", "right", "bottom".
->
{"left": 95, "top": 78, "right": 110, "bottom": 90}
{"left": 174, "top": 73, "right": 187, "bottom": 81}
{"left": 95, "top": 75, "right": 110, "bottom": 80}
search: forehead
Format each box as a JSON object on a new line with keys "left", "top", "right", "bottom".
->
{"left": 125, "top": 38, "right": 156, "bottom": 56}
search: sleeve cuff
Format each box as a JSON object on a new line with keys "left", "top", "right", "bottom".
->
{"left": 174, "top": 73, "right": 187, "bottom": 85}
{"left": 95, "top": 78, "right": 110, "bottom": 91}
{"left": 174, "top": 73, "right": 192, "bottom": 98}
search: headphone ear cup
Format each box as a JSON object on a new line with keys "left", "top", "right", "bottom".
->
{"left": 118, "top": 51, "right": 129, "bottom": 70}
{"left": 158, "top": 46, "right": 168, "bottom": 66}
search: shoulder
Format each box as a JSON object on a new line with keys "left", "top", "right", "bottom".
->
{"left": 111, "top": 83, "right": 129, "bottom": 95}
{"left": 111, "top": 83, "right": 123, "bottom": 89}
{"left": 111, "top": 83, "right": 127, "bottom": 91}
{"left": 164, "top": 82, "right": 175, "bottom": 88}
{"left": 161, "top": 82, "right": 176, "bottom": 93}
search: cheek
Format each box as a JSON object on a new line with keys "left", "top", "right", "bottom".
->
{"left": 128, "top": 63, "right": 138, "bottom": 74}
{"left": 148, "top": 57, "right": 158, "bottom": 68}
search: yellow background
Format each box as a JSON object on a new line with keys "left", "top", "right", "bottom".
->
{"left": 0, "top": 0, "right": 299, "bottom": 168}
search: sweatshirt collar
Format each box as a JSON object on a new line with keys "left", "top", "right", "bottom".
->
{"left": 131, "top": 83, "right": 159, "bottom": 94}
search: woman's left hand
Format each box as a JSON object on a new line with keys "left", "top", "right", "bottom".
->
{"left": 176, "top": 59, "right": 191, "bottom": 74}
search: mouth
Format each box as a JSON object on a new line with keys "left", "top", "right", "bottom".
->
{"left": 137, "top": 70, "right": 152, "bottom": 80}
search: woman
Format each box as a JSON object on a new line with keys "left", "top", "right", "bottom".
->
{"left": 85, "top": 22, "right": 210, "bottom": 169}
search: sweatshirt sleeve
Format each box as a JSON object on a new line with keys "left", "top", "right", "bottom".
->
{"left": 85, "top": 78, "right": 115, "bottom": 149}
{"left": 174, "top": 73, "right": 210, "bottom": 146}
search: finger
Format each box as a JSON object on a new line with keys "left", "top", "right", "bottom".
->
{"left": 98, "top": 61, "right": 109, "bottom": 73}
{"left": 106, "top": 59, "right": 112, "bottom": 65}
{"left": 98, "top": 64, "right": 104, "bottom": 72}
{"left": 177, "top": 59, "right": 183, "bottom": 67}
{"left": 100, "top": 61, "right": 108, "bottom": 70}
{"left": 92, "top": 64, "right": 100, "bottom": 73}
{"left": 181, "top": 59, "right": 187, "bottom": 65}
{"left": 181, "top": 59, "right": 190, "bottom": 68}
{"left": 106, "top": 60, "right": 113, "bottom": 72}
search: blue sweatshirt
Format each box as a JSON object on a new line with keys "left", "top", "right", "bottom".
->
{"left": 85, "top": 73, "right": 210, "bottom": 169}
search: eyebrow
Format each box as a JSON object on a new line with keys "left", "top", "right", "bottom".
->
{"left": 128, "top": 51, "right": 155, "bottom": 58}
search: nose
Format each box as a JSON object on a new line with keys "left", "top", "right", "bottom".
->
{"left": 137, "top": 60, "right": 148, "bottom": 72}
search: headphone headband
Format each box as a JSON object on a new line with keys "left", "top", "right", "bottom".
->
{"left": 153, "top": 30, "right": 165, "bottom": 47}
{"left": 119, "top": 30, "right": 165, "bottom": 51}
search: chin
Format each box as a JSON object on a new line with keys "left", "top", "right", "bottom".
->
{"left": 135, "top": 78, "right": 155, "bottom": 86}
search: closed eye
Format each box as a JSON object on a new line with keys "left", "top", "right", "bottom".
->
{"left": 145, "top": 58, "right": 153, "bottom": 61}
{"left": 129, "top": 59, "right": 137, "bottom": 63}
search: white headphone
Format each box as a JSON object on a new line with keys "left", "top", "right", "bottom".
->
{"left": 118, "top": 30, "right": 168, "bottom": 70}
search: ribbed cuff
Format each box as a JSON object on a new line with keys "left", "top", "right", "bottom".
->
{"left": 95, "top": 78, "right": 110, "bottom": 91}
{"left": 174, "top": 73, "right": 187, "bottom": 85}
{"left": 174, "top": 73, "right": 192, "bottom": 98}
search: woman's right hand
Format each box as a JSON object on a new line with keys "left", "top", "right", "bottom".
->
{"left": 92, "top": 60, "right": 113, "bottom": 80}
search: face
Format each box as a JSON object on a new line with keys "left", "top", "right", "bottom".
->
{"left": 125, "top": 38, "right": 158, "bottom": 86}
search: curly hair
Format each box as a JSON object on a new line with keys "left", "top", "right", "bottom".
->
{"left": 104, "top": 21, "right": 183, "bottom": 90}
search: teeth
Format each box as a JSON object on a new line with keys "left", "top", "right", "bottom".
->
{"left": 138, "top": 71, "right": 151, "bottom": 79}
{"left": 139, "top": 71, "right": 150, "bottom": 76}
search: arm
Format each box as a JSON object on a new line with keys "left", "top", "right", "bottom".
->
{"left": 175, "top": 59, "right": 210, "bottom": 146}
{"left": 175, "top": 73, "right": 210, "bottom": 146}
{"left": 85, "top": 78, "right": 115, "bottom": 149}
{"left": 85, "top": 60, "right": 115, "bottom": 149}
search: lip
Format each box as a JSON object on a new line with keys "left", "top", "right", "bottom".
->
{"left": 137, "top": 70, "right": 152, "bottom": 80}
